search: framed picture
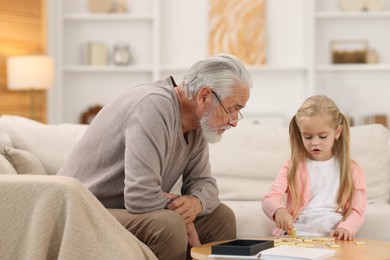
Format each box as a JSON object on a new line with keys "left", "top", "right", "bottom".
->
{"left": 331, "top": 40, "right": 368, "bottom": 64}
{"left": 208, "top": 0, "right": 266, "bottom": 65}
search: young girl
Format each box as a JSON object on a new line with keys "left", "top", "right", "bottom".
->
{"left": 262, "top": 95, "right": 367, "bottom": 240}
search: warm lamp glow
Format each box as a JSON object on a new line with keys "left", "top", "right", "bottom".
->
{"left": 6, "top": 55, "right": 54, "bottom": 90}
{"left": 6, "top": 55, "right": 54, "bottom": 120}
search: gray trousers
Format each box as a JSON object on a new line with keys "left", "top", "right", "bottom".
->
{"left": 108, "top": 203, "right": 236, "bottom": 260}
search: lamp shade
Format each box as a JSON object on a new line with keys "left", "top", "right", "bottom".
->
{"left": 6, "top": 55, "right": 54, "bottom": 90}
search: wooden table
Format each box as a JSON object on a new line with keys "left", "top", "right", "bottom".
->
{"left": 191, "top": 238, "right": 390, "bottom": 260}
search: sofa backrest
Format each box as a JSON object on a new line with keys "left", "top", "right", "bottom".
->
{"left": 350, "top": 124, "right": 390, "bottom": 204}
{"left": 0, "top": 115, "right": 87, "bottom": 175}
{"left": 1, "top": 115, "right": 389, "bottom": 205}
{"left": 209, "top": 123, "right": 290, "bottom": 202}
{"left": 209, "top": 121, "right": 390, "bottom": 205}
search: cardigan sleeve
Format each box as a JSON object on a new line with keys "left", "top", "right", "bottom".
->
{"left": 337, "top": 160, "right": 368, "bottom": 235}
{"left": 262, "top": 160, "right": 290, "bottom": 220}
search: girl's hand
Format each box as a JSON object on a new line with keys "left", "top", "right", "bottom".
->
{"left": 331, "top": 228, "right": 354, "bottom": 240}
{"left": 274, "top": 208, "right": 294, "bottom": 233}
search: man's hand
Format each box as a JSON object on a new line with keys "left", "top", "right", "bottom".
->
{"left": 331, "top": 227, "right": 354, "bottom": 240}
{"left": 164, "top": 192, "right": 179, "bottom": 200}
{"left": 164, "top": 193, "right": 202, "bottom": 246}
{"left": 186, "top": 222, "right": 201, "bottom": 247}
{"left": 165, "top": 194, "right": 203, "bottom": 224}
{"left": 274, "top": 207, "right": 294, "bottom": 233}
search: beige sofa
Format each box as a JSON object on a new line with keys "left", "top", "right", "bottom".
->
{"left": 1, "top": 115, "right": 389, "bottom": 249}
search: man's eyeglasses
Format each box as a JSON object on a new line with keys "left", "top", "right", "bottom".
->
{"left": 210, "top": 90, "right": 243, "bottom": 125}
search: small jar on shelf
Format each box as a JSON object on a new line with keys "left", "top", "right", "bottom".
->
{"left": 112, "top": 43, "right": 132, "bottom": 66}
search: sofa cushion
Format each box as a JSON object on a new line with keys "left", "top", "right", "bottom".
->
{"left": 0, "top": 115, "right": 88, "bottom": 175}
{"left": 209, "top": 122, "right": 390, "bottom": 204}
{"left": 0, "top": 153, "right": 17, "bottom": 175}
{"left": 1, "top": 147, "right": 47, "bottom": 175}
{"left": 350, "top": 124, "right": 390, "bottom": 204}
{"left": 209, "top": 122, "right": 290, "bottom": 201}
{"left": 356, "top": 204, "right": 390, "bottom": 241}
{"left": 0, "top": 132, "right": 13, "bottom": 150}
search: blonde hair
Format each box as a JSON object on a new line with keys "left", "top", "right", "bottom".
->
{"left": 288, "top": 95, "right": 354, "bottom": 220}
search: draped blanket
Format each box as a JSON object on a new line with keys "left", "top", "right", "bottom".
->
{"left": 0, "top": 175, "right": 157, "bottom": 260}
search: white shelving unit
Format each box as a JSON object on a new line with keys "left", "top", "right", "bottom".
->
{"left": 48, "top": 0, "right": 390, "bottom": 125}
{"left": 63, "top": 13, "right": 154, "bottom": 20}
{"left": 316, "top": 10, "right": 390, "bottom": 18}
{"left": 316, "top": 64, "right": 390, "bottom": 72}
{"left": 48, "top": 0, "right": 311, "bottom": 124}
{"left": 311, "top": 0, "right": 390, "bottom": 124}
{"left": 50, "top": 0, "right": 160, "bottom": 123}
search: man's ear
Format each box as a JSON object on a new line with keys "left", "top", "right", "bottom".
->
{"left": 197, "top": 87, "right": 211, "bottom": 106}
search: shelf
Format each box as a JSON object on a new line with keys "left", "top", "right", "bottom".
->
{"left": 316, "top": 11, "right": 390, "bottom": 19}
{"left": 316, "top": 64, "right": 390, "bottom": 72}
{"left": 63, "top": 65, "right": 153, "bottom": 73}
{"left": 63, "top": 13, "right": 154, "bottom": 21}
{"left": 160, "top": 65, "right": 189, "bottom": 72}
{"left": 161, "top": 65, "right": 308, "bottom": 73}
{"left": 247, "top": 65, "right": 307, "bottom": 73}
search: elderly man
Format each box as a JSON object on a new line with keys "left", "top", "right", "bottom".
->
{"left": 58, "top": 54, "right": 252, "bottom": 260}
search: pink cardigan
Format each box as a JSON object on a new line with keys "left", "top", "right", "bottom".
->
{"left": 262, "top": 159, "right": 367, "bottom": 237}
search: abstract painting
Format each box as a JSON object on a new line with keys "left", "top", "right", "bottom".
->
{"left": 209, "top": 0, "right": 266, "bottom": 65}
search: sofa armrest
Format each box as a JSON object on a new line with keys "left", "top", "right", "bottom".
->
{"left": 0, "top": 175, "right": 157, "bottom": 260}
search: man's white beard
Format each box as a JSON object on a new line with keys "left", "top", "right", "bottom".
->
{"left": 200, "top": 113, "right": 231, "bottom": 143}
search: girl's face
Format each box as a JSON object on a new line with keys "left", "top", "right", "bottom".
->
{"left": 298, "top": 115, "right": 342, "bottom": 161}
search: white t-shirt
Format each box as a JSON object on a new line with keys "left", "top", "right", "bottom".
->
{"left": 294, "top": 157, "right": 343, "bottom": 237}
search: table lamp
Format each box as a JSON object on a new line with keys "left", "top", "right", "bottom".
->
{"left": 6, "top": 55, "right": 54, "bottom": 120}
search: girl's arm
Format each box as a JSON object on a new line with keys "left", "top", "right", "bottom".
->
{"left": 336, "top": 161, "right": 368, "bottom": 235}
{"left": 262, "top": 161, "right": 290, "bottom": 220}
